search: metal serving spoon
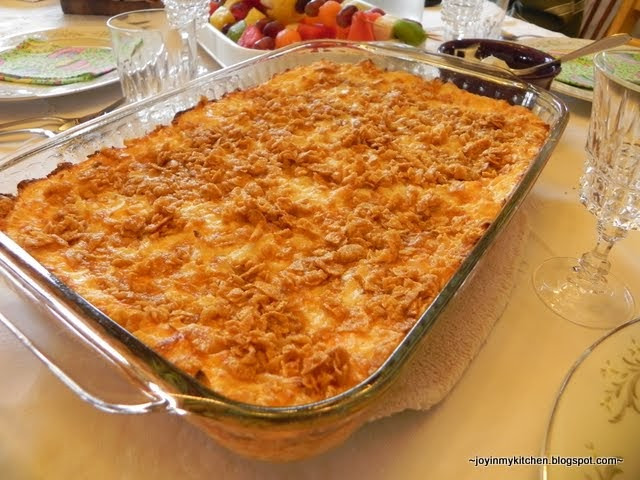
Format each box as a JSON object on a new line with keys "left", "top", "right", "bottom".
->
{"left": 0, "top": 128, "right": 56, "bottom": 141}
{"left": 510, "top": 33, "right": 632, "bottom": 77}
{"left": 0, "top": 97, "right": 125, "bottom": 134}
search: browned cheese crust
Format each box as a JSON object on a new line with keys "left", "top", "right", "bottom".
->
{"left": 0, "top": 60, "right": 549, "bottom": 406}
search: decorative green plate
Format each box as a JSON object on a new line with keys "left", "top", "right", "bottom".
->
{"left": 522, "top": 38, "right": 640, "bottom": 102}
{"left": 0, "top": 26, "right": 120, "bottom": 102}
{"left": 0, "top": 38, "right": 115, "bottom": 86}
{"left": 555, "top": 54, "right": 594, "bottom": 90}
{"left": 520, "top": 38, "right": 595, "bottom": 101}
{"left": 554, "top": 49, "right": 640, "bottom": 91}
{"left": 602, "top": 51, "right": 640, "bottom": 86}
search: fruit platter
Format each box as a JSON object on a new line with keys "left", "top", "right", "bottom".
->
{"left": 200, "top": 0, "right": 427, "bottom": 66}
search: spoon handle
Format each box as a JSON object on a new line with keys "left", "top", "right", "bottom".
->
{"left": 0, "top": 128, "right": 56, "bottom": 141}
{"left": 558, "top": 33, "right": 632, "bottom": 64}
{"left": 515, "top": 33, "right": 632, "bottom": 77}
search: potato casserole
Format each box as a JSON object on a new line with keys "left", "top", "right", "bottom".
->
{"left": 0, "top": 60, "right": 549, "bottom": 407}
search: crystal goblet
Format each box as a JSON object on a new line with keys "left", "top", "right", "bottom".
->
{"left": 533, "top": 50, "right": 640, "bottom": 329}
{"left": 163, "top": 0, "right": 210, "bottom": 29}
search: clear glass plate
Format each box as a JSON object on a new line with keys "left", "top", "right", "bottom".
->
{"left": 543, "top": 318, "right": 640, "bottom": 479}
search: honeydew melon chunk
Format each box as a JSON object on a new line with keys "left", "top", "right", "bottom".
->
{"left": 227, "top": 19, "right": 247, "bottom": 42}
{"left": 392, "top": 18, "right": 426, "bottom": 46}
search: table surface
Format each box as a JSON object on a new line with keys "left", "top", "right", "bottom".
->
{"left": 0, "top": 2, "right": 638, "bottom": 479}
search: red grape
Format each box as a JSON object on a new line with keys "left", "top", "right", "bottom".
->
{"left": 295, "top": 0, "right": 311, "bottom": 14}
{"left": 243, "top": 0, "right": 262, "bottom": 8}
{"left": 230, "top": 2, "right": 250, "bottom": 20}
{"left": 254, "top": 36, "right": 276, "bottom": 49}
{"left": 336, "top": 4, "right": 357, "bottom": 27}
{"left": 368, "top": 7, "right": 386, "bottom": 15}
{"left": 263, "top": 20, "right": 285, "bottom": 38}
{"left": 305, "top": 0, "right": 328, "bottom": 17}
{"left": 254, "top": 18, "right": 270, "bottom": 32}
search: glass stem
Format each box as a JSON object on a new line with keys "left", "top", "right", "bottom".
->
{"left": 570, "top": 223, "right": 627, "bottom": 293}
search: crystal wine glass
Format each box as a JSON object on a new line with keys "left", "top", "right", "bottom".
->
{"left": 163, "top": 0, "right": 210, "bottom": 30}
{"left": 163, "top": 0, "right": 210, "bottom": 77}
{"left": 533, "top": 49, "right": 640, "bottom": 329}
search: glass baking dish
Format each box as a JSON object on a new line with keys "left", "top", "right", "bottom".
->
{"left": 0, "top": 40, "right": 568, "bottom": 461}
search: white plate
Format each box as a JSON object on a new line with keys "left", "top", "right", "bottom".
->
{"left": 0, "top": 25, "right": 119, "bottom": 102}
{"left": 543, "top": 318, "right": 640, "bottom": 480}
{"left": 521, "top": 37, "right": 594, "bottom": 102}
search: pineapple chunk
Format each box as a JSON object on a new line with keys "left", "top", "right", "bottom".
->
{"left": 210, "top": 6, "right": 235, "bottom": 30}
{"left": 266, "top": 0, "right": 301, "bottom": 24}
{"left": 245, "top": 7, "right": 267, "bottom": 25}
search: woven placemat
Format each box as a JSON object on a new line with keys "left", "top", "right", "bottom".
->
{"left": 369, "top": 210, "right": 529, "bottom": 420}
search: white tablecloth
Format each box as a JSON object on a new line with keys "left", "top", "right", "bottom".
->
{"left": 1, "top": 3, "right": 638, "bottom": 479}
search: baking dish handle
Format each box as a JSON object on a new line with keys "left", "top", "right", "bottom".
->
{"left": 0, "top": 236, "right": 177, "bottom": 415}
{"left": 0, "top": 309, "right": 172, "bottom": 414}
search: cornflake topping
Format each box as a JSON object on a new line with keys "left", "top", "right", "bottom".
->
{"left": 0, "top": 60, "right": 549, "bottom": 406}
